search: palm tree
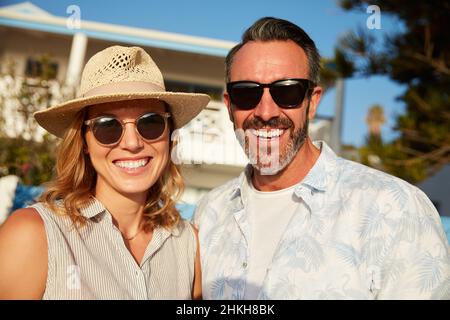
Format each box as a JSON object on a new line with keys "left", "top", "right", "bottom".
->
{"left": 366, "top": 104, "right": 385, "bottom": 136}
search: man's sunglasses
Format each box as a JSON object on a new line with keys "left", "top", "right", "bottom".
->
{"left": 226, "top": 78, "right": 315, "bottom": 110}
{"left": 84, "top": 112, "right": 171, "bottom": 146}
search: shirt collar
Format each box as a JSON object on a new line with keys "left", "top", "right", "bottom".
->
{"left": 299, "top": 140, "right": 339, "bottom": 193}
{"left": 78, "top": 197, "right": 182, "bottom": 236}
{"left": 79, "top": 197, "right": 106, "bottom": 219}
{"left": 229, "top": 140, "right": 339, "bottom": 200}
{"left": 229, "top": 164, "right": 252, "bottom": 201}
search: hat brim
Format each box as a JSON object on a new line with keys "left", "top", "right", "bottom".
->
{"left": 34, "top": 92, "right": 210, "bottom": 138}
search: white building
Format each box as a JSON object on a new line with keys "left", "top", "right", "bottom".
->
{"left": 0, "top": 2, "right": 334, "bottom": 206}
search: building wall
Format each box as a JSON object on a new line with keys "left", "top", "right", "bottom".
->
{"left": 0, "top": 25, "right": 239, "bottom": 205}
{"left": 418, "top": 165, "right": 450, "bottom": 216}
{"left": 0, "top": 23, "right": 335, "bottom": 206}
{"left": 0, "top": 26, "right": 225, "bottom": 89}
{"left": 0, "top": 26, "right": 71, "bottom": 80}
{"left": 83, "top": 38, "right": 226, "bottom": 88}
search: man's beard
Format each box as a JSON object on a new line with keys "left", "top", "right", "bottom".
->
{"left": 235, "top": 114, "right": 309, "bottom": 175}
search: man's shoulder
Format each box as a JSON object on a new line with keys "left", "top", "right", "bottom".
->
{"left": 336, "top": 157, "right": 436, "bottom": 214}
{"left": 201, "top": 174, "right": 242, "bottom": 204}
{"left": 337, "top": 156, "right": 416, "bottom": 191}
{"left": 192, "top": 173, "right": 243, "bottom": 227}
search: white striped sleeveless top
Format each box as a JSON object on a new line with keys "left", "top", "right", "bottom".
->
{"left": 30, "top": 198, "right": 196, "bottom": 300}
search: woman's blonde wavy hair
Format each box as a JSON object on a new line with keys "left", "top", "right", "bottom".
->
{"left": 38, "top": 108, "right": 184, "bottom": 230}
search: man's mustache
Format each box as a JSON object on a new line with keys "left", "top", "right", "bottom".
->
{"left": 242, "top": 117, "right": 293, "bottom": 130}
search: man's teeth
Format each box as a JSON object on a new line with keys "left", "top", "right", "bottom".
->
{"left": 115, "top": 159, "right": 149, "bottom": 169}
{"left": 250, "top": 129, "right": 284, "bottom": 138}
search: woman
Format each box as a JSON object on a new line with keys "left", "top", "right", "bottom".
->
{"left": 0, "top": 46, "right": 210, "bottom": 299}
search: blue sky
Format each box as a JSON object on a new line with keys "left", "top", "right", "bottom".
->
{"left": 0, "top": 0, "right": 407, "bottom": 147}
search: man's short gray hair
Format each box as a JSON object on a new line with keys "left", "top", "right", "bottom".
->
{"left": 225, "top": 17, "right": 321, "bottom": 84}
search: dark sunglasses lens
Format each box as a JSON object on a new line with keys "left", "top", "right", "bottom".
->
{"left": 93, "top": 117, "right": 123, "bottom": 145}
{"left": 229, "top": 83, "right": 262, "bottom": 109}
{"left": 137, "top": 113, "right": 166, "bottom": 140}
{"left": 270, "top": 80, "right": 307, "bottom": 108}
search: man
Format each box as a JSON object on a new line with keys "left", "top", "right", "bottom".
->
{"left": 193, "top": 17, "right": 450, "bottom": 299}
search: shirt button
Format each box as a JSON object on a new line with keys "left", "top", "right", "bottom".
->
{"left": 242, "top": 262, "right": 247, "bottom": 268}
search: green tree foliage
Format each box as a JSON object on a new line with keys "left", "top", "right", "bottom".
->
{"left": 320, "top": 48, "right": 356, "bottom": 92}
{"left": 0, "top": 55, "right": 59, "bottom": 185}
{"left": 0, "top": 135, "right": 56, "bottom": 185}
{"left": 339, "top": 0, "right": 450, "bottom": 183}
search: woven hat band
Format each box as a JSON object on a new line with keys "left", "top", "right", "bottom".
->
{"left": 82, "top": 81, "right": 165, "bottom": 98}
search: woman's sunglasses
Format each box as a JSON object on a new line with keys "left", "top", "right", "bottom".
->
{"left": 226, "top": 78, "right": 315, "bottom": 110}
{"left": 84, "top": 112, "right": 171, "bottom": 146}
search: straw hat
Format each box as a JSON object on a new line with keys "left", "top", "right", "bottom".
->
{"left": 34, "top": 45, "right": 210, "bottom": 137}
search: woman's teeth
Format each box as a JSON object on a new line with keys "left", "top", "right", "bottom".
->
{"left": 114, "top": 158, "right": 149, "bottom": 169}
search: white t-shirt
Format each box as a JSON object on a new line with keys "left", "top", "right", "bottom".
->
{"left": 242, "top": 178, "right": 300, "bottom": 299}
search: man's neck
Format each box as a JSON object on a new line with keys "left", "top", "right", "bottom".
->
{"left": 252, "top": 139, "right": 320, "bottom": 192}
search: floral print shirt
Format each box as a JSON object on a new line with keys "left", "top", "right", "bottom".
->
{"left": 193, "top": 141, "right": 450, "bottom": 300}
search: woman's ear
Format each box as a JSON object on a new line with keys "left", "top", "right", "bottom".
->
{"left": 83, "top": 139, "right": 89, "bottom": 154}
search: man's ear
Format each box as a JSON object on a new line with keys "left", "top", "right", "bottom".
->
{"left": 223, "top": 91, "right": 234, "bottom": 123}
{"left": 307, "top": 85, "right": 323, "bottom": 120}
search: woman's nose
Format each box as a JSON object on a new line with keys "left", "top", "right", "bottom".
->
{"left": 119, "top": 122, "right": 144, "bottom": 151}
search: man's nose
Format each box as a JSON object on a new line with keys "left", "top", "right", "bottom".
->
{"left": 253, "top": 88, "right": 281, "bottom": 122}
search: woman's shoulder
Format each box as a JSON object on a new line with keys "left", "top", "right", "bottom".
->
{"left": 0, "top": 207, "right": 47, "bottom": 299}
{"left": 174, "top": 219, "right": 198, "bottom": 236}
{"left": 0, "top": 207, "right": 45, "bottom": 238}
{"left": 0, "top": 207, "right": 47, "bottom": 255}
{"left": 179, "top": 220, "right": 199, "bottom": 249}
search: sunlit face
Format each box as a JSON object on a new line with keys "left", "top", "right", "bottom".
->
{"left": 84, "top": 99, "right": 170, "bottom": 198}
{"left": 224, "top": 40, "right": 322, "bottom": 175}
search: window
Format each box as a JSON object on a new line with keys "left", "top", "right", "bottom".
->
{"left": 25, "top": 57, "right": 58, "bottom": 80}
{"left": 165, "top": 80, "right": 222, "bottom": 101}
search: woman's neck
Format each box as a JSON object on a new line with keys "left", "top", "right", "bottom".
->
{"left": 94, "top": 183, "right": 147, "bottom": 233}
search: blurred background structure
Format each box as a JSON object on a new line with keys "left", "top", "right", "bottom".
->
{"left": 0, "top": 1, "right": 448, "bottom": 240}
{"left": 0, "top": 2, "right": 334, "bottom": 203}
